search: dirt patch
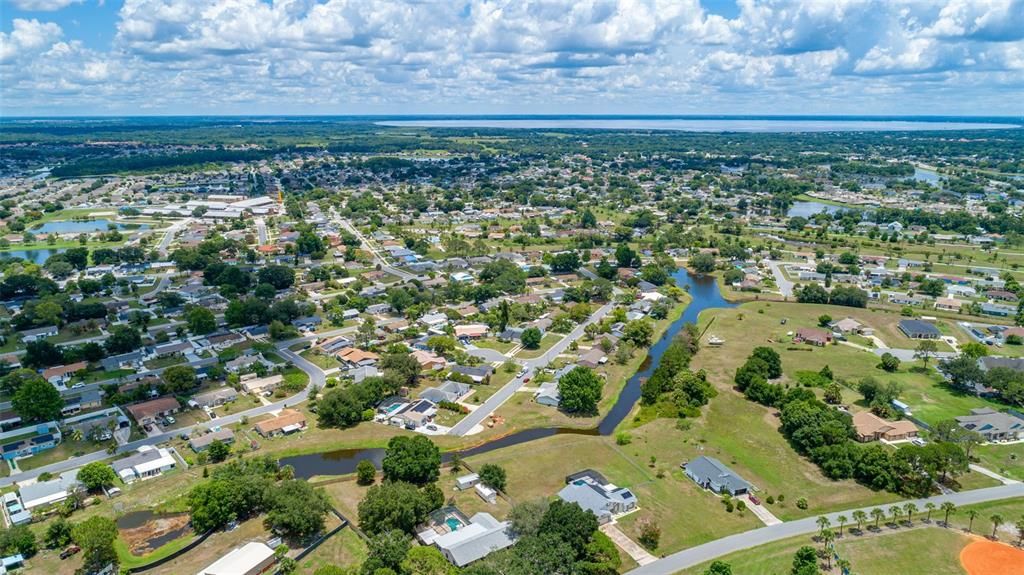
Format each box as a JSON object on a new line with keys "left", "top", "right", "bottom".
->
{"left": 119, "top": 514, "right": 192, "bottom": 555}
{"left": 960, "top": 539, "right": 1024, "bottom": 575}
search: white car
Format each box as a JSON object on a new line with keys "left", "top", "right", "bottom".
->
{"left": 517, "top": 368, "right": 528, "bottom": 378}
{"left": 71, "top": 382, "right": 86, "bottom": 389}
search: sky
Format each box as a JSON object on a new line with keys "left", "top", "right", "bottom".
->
{"left": 1, "top": 0, "right": 1022, "bottom": 117}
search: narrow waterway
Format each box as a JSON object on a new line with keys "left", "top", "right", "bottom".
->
{"left": 282, "top": 269, "right": 737, "bottom": 478}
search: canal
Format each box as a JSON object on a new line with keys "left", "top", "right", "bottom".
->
{"left": 281, "top": 268, "right": 737, "bottom": 478}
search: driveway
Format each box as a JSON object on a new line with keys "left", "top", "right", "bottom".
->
{"left": 738, "top": 494, "right": 783, "bottom": 526}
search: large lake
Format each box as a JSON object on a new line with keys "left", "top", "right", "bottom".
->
{"left": 377, "top": 118, "right": 1020, "bottom": 132}
{"left": 32, "top": 219, "right": 148, "bottom": 234}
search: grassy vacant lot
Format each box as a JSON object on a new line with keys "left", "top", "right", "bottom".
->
{"left": 692, "top": 301, "right": 1007, "bottom": 426}
{"left": 973, "top": 443, "right": 1024, "bottom": 482}
{"left": 677, "top": 527, "right": 971, "bottom": 575}
{"left": 296, "top": 528, "right": 368, "bottom": 575}
{"left": 473, "top": 338, "right": 519, "bottom": 354}
{"left": 301, "top": 349, "right": 341, "bottom": 370}
{"left": 514, "top": 333, "right": 562, "bottom": 359}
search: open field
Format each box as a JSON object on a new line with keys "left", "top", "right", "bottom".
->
{"left": 677, "top": 527, "right": 972, "bottom": 575}
{"left": 691, "top": 301, "right": 1011, "bottom": 426}
{"left": 296, "top": 527, "right": 367, "bottom": 575}
{"left": 973, "top": 443, "right": 1024, "bottom": 482}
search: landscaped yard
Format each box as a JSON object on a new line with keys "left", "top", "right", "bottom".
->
{"left": 296, "top": 527, "right": 367, "bottom": 575}
{"left": 16, "top": 437, "right": 111, "bottom": 471}
{"left": 473, "top": 338, "right": 519, "bottom": 354}
{"left": 973, "top": 442, "right": 1024, "bottom": 482}
{"left": 300, "top": 349, "right": 341, "bottom": 370}
{"left": 514, "top": 333, "right": 562, "bottom": 359}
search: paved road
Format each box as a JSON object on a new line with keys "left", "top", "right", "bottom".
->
{"left": 0, "top": 343, "right": 324, "bottom": 488}
{"left": 335, "top": 214, "right": 417, "bottom": 281}
{"left": 448, "top": 299, "right": 616, "bottom": 436}
{"left": 255, "top": 217, "right": 268, "bottom": 245}
{"left": 766, "top": 260, "right": 795, "bottom": 297}
{"left": 625, "top": 483, "right": 1024, "bottom": 575}
{"left": 157, "top": 218, "right": 193, "bottom": 257}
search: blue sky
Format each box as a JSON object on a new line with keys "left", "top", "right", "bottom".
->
{"left": 1, "top": 0, "right": 1022, "bottom": 116}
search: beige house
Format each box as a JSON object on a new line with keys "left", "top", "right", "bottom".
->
{"left": 852, "top": 411, "right": 919, "bottom": 442}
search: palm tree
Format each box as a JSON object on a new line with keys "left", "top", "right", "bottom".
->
{"left": 837, "top": 558, "right": 851, "bottom": 575}
{"left": 837, "top": 514, "right": 848, "bottom": 537}
{"left": 966, "top": 509, "right": 979, "bottom": 532}
{"left": 889, "top": 505, "right": 903, "bottom": 526}
{"left": 941, "top": 502, "right": 957, "bottom": 527}
{"left": 904, "top": 502, "right": 918, "bottom": 524}
{"left": 69, "top": 428, "right": 84, "bottom": 443}
{"left": 925, "top": 502, "right": 936, "bottom": 522}
{"left": 816, "top": 516, "right": 832, "bottom": 538}
{"left": 821, "top": 529, "right": 835, "bottom": 569}
{"left": 991, "top": 514, "right": 1004, "bottom": 539}
{"left": 853, "top": 510, "right": 867, "bottom": 532}
{"left": 871, "top": 508, "right": 886, "bottom": 529}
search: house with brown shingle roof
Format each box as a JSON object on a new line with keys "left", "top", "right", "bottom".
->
{"left": 852, "top": 411, "right": 919, "bottom": 442}
{"left": 126, "top": 397, "right": 181, "bottom": 425}
{"left": 255, "top": 409, "right": 307, "bottom": 437}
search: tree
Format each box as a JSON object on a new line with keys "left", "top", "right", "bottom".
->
{"left": 871, "top": 507, "right": 885, "bottom": 528}
{"left": 508, "top": 499, "right": 550, "bottom": 538}
{"left": 12, "top": 376, "right": 62, "bottom": 422}
{"left": 266, "top": 480, "right": 332, "bottom": 539}
{"left": 401, "top": 545, "right": 456, "bottom": 575}
{"left": 105, "top": 325, "right": 142, "bottom": 354}
{"left": 356, "top": 460, "right": 377, "bottom": 486}
{"left": 520, "top": 327, "right": 542, "bottom": 349}
{"left": 381, "top": 436, "right": 441, "bottom": 486}
{"left": 879, "top": 352, "right": 901, "bottom": 372}
{"left": 816, "top": 516, "right": 831, "bottom": 537}
{"left": 852, "top": 510, "right": 867, "bottom": 531}
{"left": 363, "top": 529, "right": 411, "bottom": 574}
{"left": 615, "top": 244, "right": 638, "bottom": 268}
{"left": 72, "top": 516, "right": 118, "bottom": 573}
{"left": 790, "top": 546, "right": 818, "bottom": 575}
{"left": 258, "top": 265, "right": 296, "bottom": 290}
{"left": 966, "top": 509, "right": 979, "bottom": 532}
{"left": 703, "top": 561, "right": 733, "bottom": 575}
{"left": 941, "top": 502, "right": 957, "bottom": 526}
{"left": 991, "top": 513, "right": 1004, "bottom": 539}
{"left": 479, "top": 464, "right": 507, "bottom": 492}
{"left": 357, "top": 481, "right": 441, "bottom": 535}
{"left": 823, "top": 383, "right": 842, "bottom": 405}
{"left": 925, "top": 502, "right": 936, "bottom": 522}
{"left": 558, "top": 366, "right": 602, "bottom": 415}
{"left": 836, "top": 514, "right": 847, "bottom": 537}
{"left": 939, "top": 355, "right": 986, "bottom": 392}
{"left": 750, "top": 347, "right": 783, "bottom": 379}
{"left": 186, "top": 306, "right": 217, "bottom": 335}
{"left": 22, "top": 340, "right": 63, "bottom": 369}
{"left": 0, "top": 524, "right": 37, "bottom": 558}
{"left": 207, "top": 440, "right": 231, "bottom": 463}
{"left": 914, "top": 339, "right": 939, "bottom": 368}
{"left": 162, "top": 365, "right": 198, "bottom": 394}
{"left": 622, "top": 319, "right": 654, "bottom": 347}
{"left": 638, "top": 519, "right": 660, "bottom": 550}
{"left": 817, "top": 314, "right": 832, "bottom": 327}
{"left": 539, "top": 500, "right": 599, "bottom": 559}
{"left": 690, "top": 252, "right": 716, "bottom": 273}
{"left": 796, "top": 283, "right": 829, "bottom": 304}
{"left": 45, "top": 518, "right": 73, "bottom": 549}
{"left": 78, "top": 462, "right": 117, "bottom": 492}
{"left": 903, "top": 502, "right": 918, "bottom": 524}
{"left": 960, "top": 342, "right": 989, "bottom": 359}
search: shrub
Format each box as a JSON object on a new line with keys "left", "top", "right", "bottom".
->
{"left": 796, "top": 497, "right": 808, "bottom": 510}
{"left": 615, "top": 432, "right": 632, "bottom": 446}
{"left": 766, "top": 495, "right": 775, "bottom": 505}
{"left": 356, "top": 460, "right": 376, "bottom": 486}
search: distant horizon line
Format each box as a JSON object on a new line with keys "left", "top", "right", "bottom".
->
{"left": 2, "top": 113, "right": 1022, "bottom": 122}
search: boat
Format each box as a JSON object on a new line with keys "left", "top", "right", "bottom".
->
{"left": 707, "top": 335, "right": 725, "bottom": 346}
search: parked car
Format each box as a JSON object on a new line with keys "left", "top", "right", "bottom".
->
{"left": 164, "top": 415, "right": 176, "bottom": 424}
{"left": 60, "top": 545, "right": 81, "bottom": 560}
{"left": 71, "top": 382, "right": 86, "bottom": 389}
{"left": 143, "top": 423, "right": 153, "bottom": 432}
{"left": 748, "top": 495, "right": 761, "bottom": 505}
{"left": 425, "top": 424, "right": 438, "bottom": 431}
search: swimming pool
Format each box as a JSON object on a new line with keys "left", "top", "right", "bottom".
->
{"left": 445, "top": 518, "right": 461, "bottom": 531}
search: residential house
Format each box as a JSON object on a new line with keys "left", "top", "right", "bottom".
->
{"left": 794, "top": 327, "right": 832, "bottom": 347}
{"left": 42, "top": 361, "right": 88, "bottom": 385}
{"left": 898, "top": 319, "right": 941, "bottom": 339}
{"left": 125, "top": 397, "right": 181, "bottom": 425}
{"left": 0, "top": 422, "right": 62, "bottom": 461}
{"left": 350, "top": 365, "right": 380, "bottom": 383}
{"left": 240, "top": 374, "right": 283, "bottom": 396}
{"left": 255, "top": 409, "right": 307, "bottom": 437}
{"left": 18, "top": 325, "right": 57, "bottom": 343}
{"left": 450, "top": 365, "right": 493, "bottom": 383}
{"left": 454, "top": 324, "right": 489, "bottom": 339}
{"left": 420, "top": 381, "right": 470, "bottom": 404}
{"left": 292, "top": 316, "right": 322, "bottom": 332}
{"left": 189, "top": 428, "right": 236, "bottom": 452}
{"left": 153, "top": 340, "right": 193, "bottom": 358}
{"left": 535, "top": 381, "right": 560, "bottom": 407}
{"left": 683, "top": 456, "right": 752, "bottom": 496}
{"left": 934, "top": 297, "right": 963, "bottom": 312}
{"left": 557, "top": 469, "right": 638, "bottom": 524}
{"left": 979, "top": 356, "right": 1024, "bottom": 373}
{"left": 829, "top": 318, "right": 863, "bottom": 334}
{"left": 337, "top": 348, "right": 380, "bottom": 367}
{"left": 101, "top": 350, "right": 144, "bottom": 372}
{"left": 111, "top": 446, "right": 177, "bottom": 483}
{"left": 956, "top": 408, "right": 1024, "bottom": 442}
{"left": 429, "top": 512, "right": 515, "bottom": 567}
{"left": 852, "top": 411, "right": 920, "bottom": 442}
{"left": 577, "top": 348, "right": 607, "bottom": 369}
{"left": 412, "top": 349, "right": 446, "bottom": 371}
{"left": 981, "top": 302, "right": 1016, "bottom": 317}
{"left": 390, "top": 399, "right": 437, "bottom": 429}
{"left": 18, "top": 469, "right": 79, "bottom": 510}
{"left": 225, "top": 354, "right": 261, "bottom": 373}
{"left": 192, "top": 387, "right": 239, "bottom": 408}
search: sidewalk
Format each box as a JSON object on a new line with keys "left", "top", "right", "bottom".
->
{"left": 970, "top": 464, "right": 1020, "bottom": 485}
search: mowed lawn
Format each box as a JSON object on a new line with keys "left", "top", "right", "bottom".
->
{"left": 677, "top": 527, "right": 971, "bottom": 575}
{"left": 692, "top": 301, "right": 1009, "bottom": 426}
{"left": 973, "top": 442, "right": 1024, "bottom": 482}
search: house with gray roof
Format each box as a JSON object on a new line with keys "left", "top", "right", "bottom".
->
{"left": 557, "top": 469, "right": 637, "bottom": 523}
{"left": 979, "top": 356, "right": 1024, "bottom": 373}
{"left": 420, "top": 381, "right": 470, "bottom": 404}
{"left": 450, "top": 365, "right": 493, "bottom": 383}
{"left": 19, "top": 469, "right": 79, "bottom": 510}
{"left": 898, "top": 319, "right": 941, "bottom": 339}
{"left": 683, "top": 456, "right": 752, "bottom": 496}
{"left": 431, "top": 512, "right": 515, "bottom": 567}
{"left": 192, "top": 387, "right": 238, "bottom": 408}
{"left": 955, "top": 408, "right": 1024, "bottom": 442}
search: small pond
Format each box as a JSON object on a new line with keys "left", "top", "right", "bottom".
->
{"left": 117, "top": 510, "right": 192, "bottom": 556}
{"left": 32, "top": 219, "right": 149, "bottom": 234}
{"left": 0, "top": 248, "right": 66, "bottom": 264}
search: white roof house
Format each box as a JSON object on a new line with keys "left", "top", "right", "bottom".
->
{"left": 19, "top": 470, "right": 80, "bottom": 510}
{"left": 432, "top": 512, "right": 515, "bottom": 567}
{"left": 197, "top": 541, "right": 276, "bottom": 575}
{"left": 111, "top": 446, "right": 177, "bottom": 483}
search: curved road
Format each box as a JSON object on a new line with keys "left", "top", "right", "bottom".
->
{"left": 626, "top": 483, "right": 1024, "bottom": 575}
